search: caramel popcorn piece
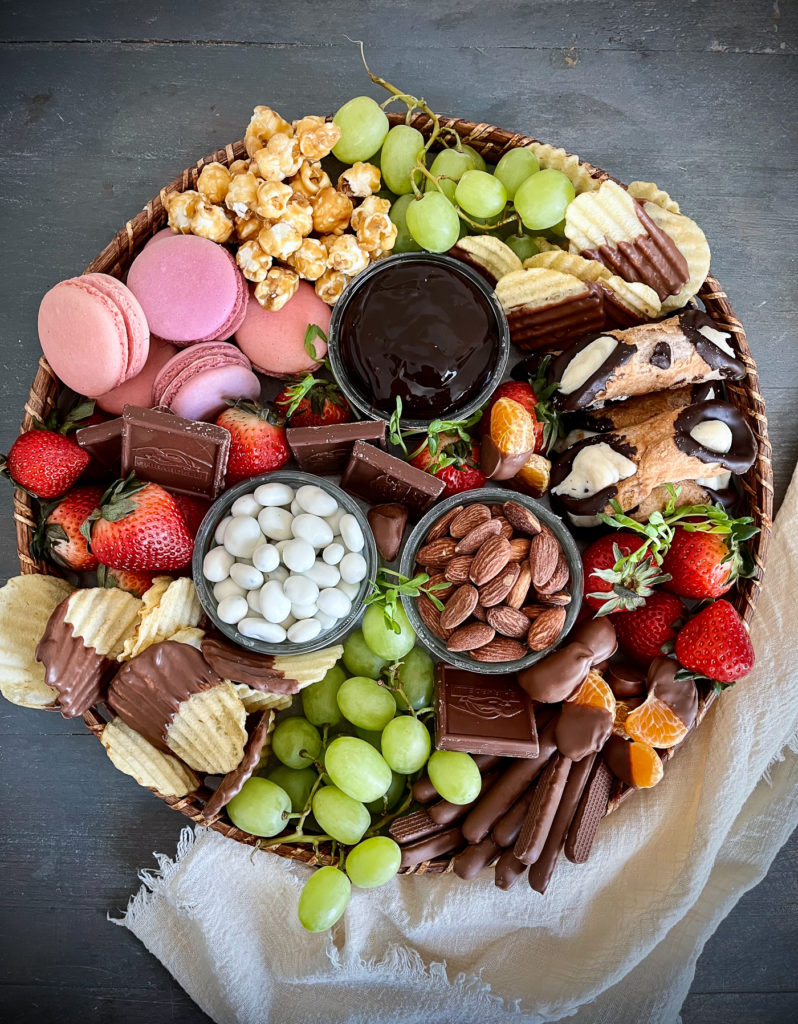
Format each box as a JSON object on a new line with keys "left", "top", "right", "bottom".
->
{"left": 255, "top": 179, "right": 293, "bottom": 222}
{"left": 257, "top": 221, "right": 303, "bottom": 261}
{"left": 164, "top": 190, "right": 200, "bottom": 234}
{"left": 236, "top": 240, "right": 274, "bottom": 283}
{"left": 197, "top": 162, "right": 232, "bottom": 204}
{"left": 338, "top": 162, "right": 381, "bottom": 199}
{"left": 293, "top": 115, "right": 342, "bottom": 161}
{"left": 191, "top": 200, "right": 234, "bottom": 244}
{"left": 281, "top": 194, "right": 314, "bottom": 237}
{"left": 326, "top": 234, "right": 370, "bottom": 276}
{"left": 290, "top": 161, "right": 332, "bottom": 199}
{"left": 312, "top": 186, "right": 353, "bottom": 235}
{"left": 255, "top": 267, "right": 300, "bottom": 311}
{"left": 356, "top": 210, "right": 398, "bottom": 253}
{"left": 229, "top": 159, "right": 251, "bottom": 177}
{"left": 315, "top": 268, "right": 348, "bottom": 306}
{"left": 253, "top": 134, "right": 303, "bottom": 181}
{"left": 244, "top": 105, "right": 293, "bottom": 158}
{"left": 235, "top": 214, "right": 262, "bottom": 243}
{"left": 287, "top": 238, "right": 328, "bottom": 281}
{"left": 225, "top": 172, "right": 260, "bottom": 217}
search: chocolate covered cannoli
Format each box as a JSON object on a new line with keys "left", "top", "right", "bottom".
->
{"left": 550, "top": 399, "right": 756, "bottom": 520}
{"left": 570, "top": 383, "right": 716, "bottom": 433}
{"left": 550, "top": 310, "right": 744, "bottom": 413}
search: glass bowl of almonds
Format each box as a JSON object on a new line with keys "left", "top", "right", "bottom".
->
{"left": 399, "top": 488, "right": 583, "bottom": 674}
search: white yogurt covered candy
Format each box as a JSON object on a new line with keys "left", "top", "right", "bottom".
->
{"left": 339, "top": 513, "right": 365, "bottom": 552}
{"left": 322, "top": 542, "right": 344, "bottom": 565}
{"left": 292, "top": 514, "right": 334, "bottom": 548}
{"left": 339, "top": 552, "right": 368, "bottom": 585}
{"left": 258, "top": 506, "right": 294, "bottom": 541}
{"left": 254, "top": 482, "right": 295, "bottom": 506}
{"left": 230, "top": 562, "right": 265, "bottom": 590}
{"left": 203, "top": 546, "right": 235, "bottom": 583}
{"left": 230, "top": 493, "right": 261, "bottom": 518}
{"left": 239, "top": 618, "right": 287, "bottom": 643}
{"left": 252, "top": 543, "right": 280, "bottom": 573}
{"left": 296, "top": 484, "right": 338, "bottom": 517}
{"left": 223, "top": 516, "right": 263, "bottom": 558}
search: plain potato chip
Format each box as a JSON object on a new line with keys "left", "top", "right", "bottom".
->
{"left": 453, "top": 235, "right": 522, "bottom": 281}
{"left": 166, "top": 681, "right": 248, "bottom": 774}
{"left": 271, "top": 644, "right": 344, "bottom": 688}
{"left": 628, "top": 180, "right": 681, "bottom": 214}
{"left": 527, "top": 141, "right": 600, "bottom": 194}
{"left": 122, "top": 577, "right": 202, "bottom": 660}
{"left": 101, "top": 716, "right": 200, "bottom": 797}
{"left": 231, "top": 682, "right": 293, "bottom": 713}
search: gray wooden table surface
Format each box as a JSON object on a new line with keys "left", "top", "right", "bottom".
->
{"left": 1, "top": 2, "right": 796, "bottom": 1021}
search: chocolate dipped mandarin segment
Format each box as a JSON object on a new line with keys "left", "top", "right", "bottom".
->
{"left": 517, "top": 642, "right": 594, "bottom": 703}
{"left": 568, "top": 616, "right": 618, "bottom": 665}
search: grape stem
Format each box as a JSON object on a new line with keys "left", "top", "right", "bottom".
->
{"left": 381, "top": 660, "right": 418, "bottom": 719}
{"left": 365, "top": 786, "right": 415, "bottom": 837}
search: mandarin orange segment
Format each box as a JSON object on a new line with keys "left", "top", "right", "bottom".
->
{"left": 516, "top": 453, "right": 551, "bottom": 496}
{"left": 490, "top": 397, "right": 535, "bottom": 455}
{"left": 613, "top": 699, "right": 632, "bottom": 736}
{"left": 625, "top": 694, "right": 689, "bottom": 748}
{"left": 627, "top": 739, "right": 664, "bottom": 789}
{"left": 568, "top": 668, "right": 616, "bottom": 717}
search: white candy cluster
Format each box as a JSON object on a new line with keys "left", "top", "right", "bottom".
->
{"left": 202, "top": 482, "right": 369, "bottom": 646}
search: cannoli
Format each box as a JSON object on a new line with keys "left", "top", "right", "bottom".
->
{"left": 550, "top": 310, "right": 745, "bottom": 412}
{"left": 569, "top": 383, "right": 716, "bottom": 433}
{"left": 629, "top": 477, "right": 736, "bottom": 522}
{"left": 550, "top": 399, "right": 757, "bottom": 521}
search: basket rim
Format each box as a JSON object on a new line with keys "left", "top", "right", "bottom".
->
{"left": 13, "top": 114, "right": 774, "bottom": 874}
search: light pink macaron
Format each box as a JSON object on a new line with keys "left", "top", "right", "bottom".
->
{"left": 153, "top": 341, "right": 261, "bottom": 421}
{"left": 96, "top": 336, "right": 178, "bottom": 415}
{"left": 126, "top": 234, "right": 248, "bottom": 346}
{"left": 83, "top": 273, "right": 151, "bottom": 380}
{"left": 234, "top": 281, "right": 330, "bottom": 378}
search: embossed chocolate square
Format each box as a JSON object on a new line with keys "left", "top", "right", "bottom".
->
{"left": 121, "top": 405, "right": 231, "bottom": 499}
{"left": 434, "top": 663, "right": 539, "bottom": 758}
{"left": 341, "top": 440, "right": 444, "bottom": 517}
{"left": 286, "top": 420, "right": 387, "bottom": 475}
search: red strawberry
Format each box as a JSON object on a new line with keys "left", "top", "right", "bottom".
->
{"left": 675, "top": 600, "right": 755, "bottom": 683}
{"left": 613, "top": 592, "right": 684, "bottom": 665}
{"left": 582, "top": 532, "right": 669, "bottom": 614}
{"left": 410, "top": 433, "right": 486, "bottom": 498}
{"left": 2, "top": 429, "right": 90, "bottom": 499}
{"left": 660, "top": 511, "right": 759, "bottom": 599}
{"left": 173, "top": 494, "right": 211, "bottom": 538}
{"left": 98, "top": 564, "right": 160, "bottom": 597}
{"left": 215, "top": 400, "right": 290, "bottom": 485}
{"left": 82, "top": 478, "right": 194, "bottom": 571}
{"left": 275, "top": 374, "right": 352, "bottom": 428}
{"left": 33, "top": 485, "right": 105, "bottom": 571}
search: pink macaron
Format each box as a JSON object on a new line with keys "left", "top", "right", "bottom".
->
{"left": 96, "top": 336, "right": 179, "bottom": 415}
{"left": 83, "top": 273, "right": 151, "bottom": 380}
{"left": 234, "top": 281, "right": 330, "bottom": 378}
{"left": 126, "top": 234, "right": 248, "bottom": 346}
{"left": 152, "top": 341, "right": 261, "bottom": 421}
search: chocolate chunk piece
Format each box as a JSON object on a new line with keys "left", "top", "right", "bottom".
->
{"left": 517, "top": 642, "right": 594, "bottom": 703}
{"left": 367, "top": 502, "right": 408, "bottom": 562}
{"left": 75, "top": 417, "right": 123, "bottom": 473}
{"left": 341, "top": 440, "right": 444, "bottom": 516}
{"left": 286, "top": 419, "right": 386, "bottom": 475}
{"left": 201, "top": 711, "right": 275, "bottom": 822}
{"left": 120, "top": 404, "right": 230, "bottom": 499}
{"left": 200, "top": 635, "right": 302, "bottom": 695}
{"left": 650, "top": 341, "right": 671, "bottom": 369}
{"left": 434, "top": 663, "right": 539, "bottom": 758}
{"left": 564, "top": 758, "right": 614, "bottom": 863}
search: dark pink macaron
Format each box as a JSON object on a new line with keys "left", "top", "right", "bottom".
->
{"left": 235, "top": 281, "right": 330, "bottom": 378}
{"left": 96, "top": 336, "right": 178, "bottom": 415}
{"left": 152, "top": 341, "right": 261, "bottom": 421}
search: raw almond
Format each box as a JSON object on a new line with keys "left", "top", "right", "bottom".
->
{"left": 439, "top": 584, "right": 479, "bottom": 630}
{"left": 417, "top": 537, "right": 457, "bottom": 568}
{"left": 506, "top": 562, "right": 532, "bottom": 609}
{"left": 486, "top": 606, "right": 530, "bottom": 639}
{"left": 417, "top": 593, "right": 453, "bottom": 640}
{"left": 447, "top": 621, "right": 495, "bottom": 652}
{"left": 470, "top": 535, "right": 513, "bottom": 586}
{"left": 528, "top": 530, "right": 559, "bottom": 587}
{"left": 508, "top": 537, "right": 531, "bottom": 562}
{"left": 490, "top": 504, "right": 505, "bottom": 516}
{"left": 469, "top": 636, "right": 527, "bottom": 662}
{"left": 536, "top": 550, "right": 570, "bottom": 595}
{"left": 426, "top": 504, "right": 464, "bottom": 541}
{"left": 503, "top": 500, "right": 542, "bottom": 536}
{"left": 444, "top": 555, "right": 474, "bottom": 584}
{"left": 527, "top": 606, "right": 566, "bottom": 651}
{"left": 454, "top": 518, "right": 502, "bottom": 555}
{"left": 494, "top": 516, "right": 514, "bottom": 540}
{"left": 522, "top": 603, "right": 551, "bottom": 619}
{"left": 472, "top": 603, "right": 487, "bottom": 622}
{"left": 478, "top": 563, "right": 521, "bottom": 607}
{"left": 537, "top": 590, "right": 572, "bottom": 607}
{"left": 449, "top": 503, "right": 491, "bottom": 538}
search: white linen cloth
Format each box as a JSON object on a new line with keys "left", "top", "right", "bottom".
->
{"left": 116, "top": 471, "right": 798, "bottom": 1024}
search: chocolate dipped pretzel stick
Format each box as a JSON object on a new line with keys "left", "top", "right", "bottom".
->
{"left": 514, "top": 753, "right": 572, "bottom": 865}
{"left": 492, "top": 783, "right": 538, "bottom": 848}
{"left": 399, "top": 827, "right": 464, "bottom": 869}
{"left": 453, "top": 835, "right": 503, "bottom": 880}
{"left": 427, "top": 768, "right": 503, "bottom": 826}
{"left": 412, "top": 753, "right": 503, "bottom": 805}
{"left": 494, "top": 848, "right": 528, "bottom": 891}
{"left": 550, "top": 310, "right": 744, "bottom": 413}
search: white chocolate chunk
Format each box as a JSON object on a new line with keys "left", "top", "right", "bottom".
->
{"left": 552, "top": 442, "right": 637, "bottom": 499}
{"left": 558, "top": 336, "right": 618, "bottom": 395}
{"left": 690, "top": 419, "right": 733, "bottom": 454}
{"left": 698, "top": 325, "right": 735, "bottom": 357}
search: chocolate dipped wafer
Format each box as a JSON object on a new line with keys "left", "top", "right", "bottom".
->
{"left": 399, "top": 827, "right": 464, "bottom": 869}
{"left": 453, "top": 835, "right": 503, "bottom": 880}
{"left": 527, "top": 753, "right": 596, "bottom": 893}
{"left": 514, "top": 753, "right": 572, "bottom": 865}
{"left": 389, "top": 807, "right": 443, "bottom": 845}
{"left": 495, "top": 267, "right": 605, "bottom": 352}
{"left": 428, "top": 768, "right": 502, "bottom": 826}
{"left": 564, "top": 758, "right": 614, "bottom": 863}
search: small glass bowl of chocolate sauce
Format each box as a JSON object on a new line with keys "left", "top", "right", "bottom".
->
{"left": 328, "top": 253, "right": 510, "bottom": 430}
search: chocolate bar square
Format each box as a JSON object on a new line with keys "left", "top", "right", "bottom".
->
{"left": 435, "top": 664, "right": 539, "bottom": 758}
{"left": 75, "top": 417, "right": 123, "bottom": 473}
{"left": 286, "top": 419, "right": 386, "bottom": 475}
{"left": 341, "top": 440, "right": 444, "bottom": 516}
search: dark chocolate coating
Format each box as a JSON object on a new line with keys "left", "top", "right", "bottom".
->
{"left": 427, "top": 769, "right": 501, "bottom": 826}
{"left": 555, "top": 703, "right": 613, "bottom": 761}
{"left": 453, "top": 836, "right": 502, "bottom": 880}
{"left": 201, "top": 711, "right": 274, "bottom": 820}
{"left": 551, "top": 335, "right": 636, "bottom": 412}
{"left": 549, "top": 435, "right": 639, "bottom": 517}
{"left": 493, "top": 783, "right": 537, "bottom": 848}
{"left": 679, "top": 309, "right": 745, "bottom": 380}
{"left": 366, "top": 502, "right": 408, "bottom": 562}
{"left": 647, "top": 656, "right": 699, "bottom": 729}
{"left": 399, "top": 826, "right": 464, "bottom": 868}
{"left": 603, "top": 734, "right": 639, "bottom": 787}
{"left": 564, "top": 757, "right": 614, "bottom": 864}
{"left": 650, "top": 341, "right": 671, "bottom": 369}
{"left": 673, "top": 399, "right": 757, "bottom": 475}
{"left": 514, "top": 753, "right": 571, "bottom": 865}
{"left": 494, "top": 847, "right": 528, "bottom": 890}
{"left": 517, "top": 642, "right": 595, "bottom": 703}
{"left": 480, "top": 434, "right": 534, "bottom": 481}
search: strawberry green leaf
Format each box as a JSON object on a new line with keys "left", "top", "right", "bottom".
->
{"left": 304, "top": 323, "right": 327, "bottom": 362}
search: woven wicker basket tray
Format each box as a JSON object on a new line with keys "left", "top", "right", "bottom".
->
{"left": 13, "top": 115, "right": 773, "bottom": 874}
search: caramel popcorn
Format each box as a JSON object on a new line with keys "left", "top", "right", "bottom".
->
{"left": 281, "top": 193, "right": 314, "bottom": 237}
{"left": 337, "top": 162, "right": 381, "bottom": 199}
{"left": 255, "top": 179, "right": 293, "bottom": 222}
{"left": 236, "top": 240, "right": 273, "bottom": 283}
{"left": 315, "top": 268, "right": 348, "bottom": 306}
{"left": 255, "top": 267, "right": 300, "bottom": 311}
{"left": 293, "top": 115, "right": 342, "bottom": 162}
{"left": 287, "top": 238, "right": 328, "bottom": 281}
{"left": 350, "top": 195, "right": 391, "bottom": 232}
{"left": 356, "top": 211, "right": 397, "bottom": 254}
{"left": 190, "top": 199, "right": 234, "bottom": 244}
{"left": 235, "top": 214, "right": 261, "bottom": 243}
{"left": 312, "top": 187, "right": 353, "bottom": 235}
{"left": 253, "top": 134, "right": 303, "bottom": 181}
{"left": 229, "top": 159, "right": 251, "bottom": 177}
{"left": 326, "top": 234, "right": 370, "bottom": 276}
{"left": 290, "top": 161, "right": 332, "bottom": 199}
{"left": 225, "top": 172, "right": 260, "bottom": 217}
{"left": 164, "top": 190, "right": 200, "bottom": 234}
{"left": 257, "top": 221, "right": 303, "bottom": 261}
{"left": 244, "top": 105, "right": 293, "bottom": 158}
{"left": 197, "top": 162, "right": 232, "bottom": 204}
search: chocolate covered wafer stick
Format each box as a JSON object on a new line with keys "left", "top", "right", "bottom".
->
{"left": 528, "top": 753, "right": 597, "bottom": 893}
{"left": 493, "top": 783, "right": 538, "bottom": 848}
{"left": 453, "top": 836, "right": 503, "bottom": 880}
{"left": 400, "top": 827, "right": 464, "bottom": 869}
{"left": 428, "top": 768, "right": 502, "bottom": 826}
{"left": 494, "top": 848, "right": 527, "bottom": 891}
{"left": 564, "top": 758, "right": 614, "bottom": 864}
{"left": 389, "top": 808, "right": 443, "bottom": 846}
{"left": 514, "top": 753, "right": 572, "bottom": 865}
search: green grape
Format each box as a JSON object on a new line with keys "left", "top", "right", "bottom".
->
{"left": 380, "top": 715, "right": 431, "bottom": 774}
{"left": 302, "top": 665, "right": 346, "bottom": 727}
{"left": 454, "top": 170, "right": 507, "bottom": 219}
{"left": 271, "top": 717, "right": 322, "bottom": 770}
{"left": 549, "top": 217, "right": 567, "bottom": 237}
{"left": 461, "top": 144, "right": 486, "bottom": 172}
{"left": 265, "top": 765, "right": 317, "bottom": 813}
{"left": 226, "top": 777, "right": 291, "bottom": 837}
{"left": 405, "top": 192, "right": 461, "bottom": 253}
{"left": 426, "top": 148, "right": 474, "bottom": 201}
{"left": 312, "top": 785, "right": 370, "bottom": 845}
{"left": 366, "top": 770, "right": 406, "bottom": 813}
{"left": 332, "top": 96, "right": 389, "bottom": 163}
{"left": 298, "top": 866, "right": 351, "bottom": 932}
{"left": 346, "top": 836, "right": 402, "bottom": 888}
{"left": 505, "top": 232, "right": 539, "bottom": 261}
{"left": 380, "top": 124, "right": 425, "bottom": 195}
{"left": 393, "top": 647, "right": 435, "bottom": 711}
{"left": 513, "top": 169, "right": 576, "bottom": 231}
{"left": 361, "top": 602, "right": 416, "bottom": 660}
{"left": 343, "top": 629, "right": 388, "bottom": 679}
{"left": 494, "top": 148, "right": 540, "bottom": 200}
{"left": 337, "top": 676, "right": 396, "bottom": 731}
{"left": 355, "top": 726, "right": 384, "bottom": 750}
{"left": 389, "top": 194, "right": 423, "bottom": 254}
{"left": 325, "top": 736, "right": 392, "bottom": 803}
{"left": 427, "top": 750, "right": 481, "bottom": 804}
